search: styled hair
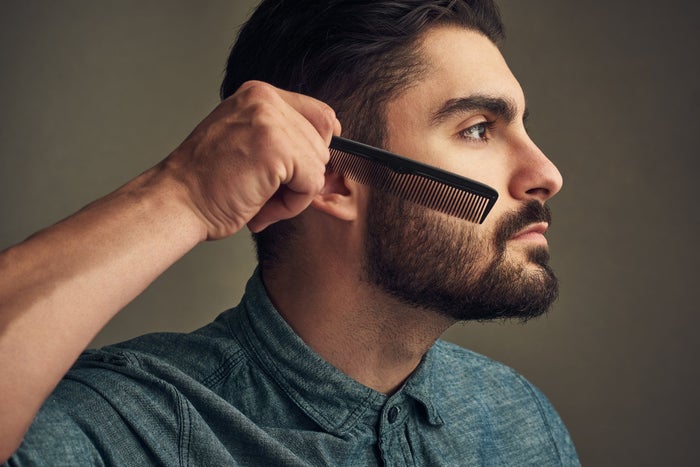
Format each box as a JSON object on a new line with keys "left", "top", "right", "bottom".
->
{"left": 220, "top": 0, "right": 504, "bottom": 268}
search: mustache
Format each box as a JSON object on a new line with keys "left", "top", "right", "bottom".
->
{"left": 494, "top": 200, "right": 552, "bottom": 247}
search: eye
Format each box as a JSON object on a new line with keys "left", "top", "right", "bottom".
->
{"left": 459, "top": 122, "right": 492, "bottom": 142}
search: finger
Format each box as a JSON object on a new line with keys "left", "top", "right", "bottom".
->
{"left": 247, "top": 187, "right": 315, "bottom": 233}
{"left": 247, "top": 152, "right": 326, "bottom": 232}
{"left": 282, "top": 154, "right": 327, "bottom": 200}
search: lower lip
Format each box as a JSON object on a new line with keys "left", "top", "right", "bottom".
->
{"left": 510, "top": 232, "right": 548, "bottom": 245}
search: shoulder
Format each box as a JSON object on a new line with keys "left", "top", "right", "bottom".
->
{"left": 431, "top": 339, "right": 526, "bottom": 386}
{"left": 430, "top": 340, "right": 579, "bottom": 465}
{"left": 73, "top": 308, "right": 248, "bottom": 386}
{"left": 10, "top": 309, "right": 252, "bottom": 465}
{"left": 431, "top": 338, "right": 557, "bottom": 413}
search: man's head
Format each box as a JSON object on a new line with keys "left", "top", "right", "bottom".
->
{"left": 221, "top": 0, "right": 505, "bottom": 267}
{"left": 222, "top": 1, "right": 562, "bottom": 321}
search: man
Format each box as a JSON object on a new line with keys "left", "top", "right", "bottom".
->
{"left": 1, "top": 0, "right": 579, "bottom": 464}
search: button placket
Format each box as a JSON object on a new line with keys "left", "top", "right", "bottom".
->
{"left": 378, "top": 400, "right": 415, "bottom": 466}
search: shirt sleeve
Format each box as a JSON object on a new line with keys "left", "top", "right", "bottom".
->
{"left": 6, "top": 390, "right": 105, "bottom": 466}
{"left": 6, "top": 349, "right": 183, "bottom": 466}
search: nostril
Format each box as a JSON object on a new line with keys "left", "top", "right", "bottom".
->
{"left": 526, "top": 187, "right": 551, "bottom": 200}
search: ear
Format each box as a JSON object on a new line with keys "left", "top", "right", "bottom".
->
{"left": 310, "top": 170, "right": 358, "bottom": 221}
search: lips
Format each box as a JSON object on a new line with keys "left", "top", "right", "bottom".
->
{"left": 509, "top": 222, "right": 549, "bottom": 241}
{"left": 493, "top": 201, "right": 552, "bottom": 248}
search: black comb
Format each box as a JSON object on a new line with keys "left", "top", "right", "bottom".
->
{"left": 328, "top": 136, "right": 498, "bottom": 224}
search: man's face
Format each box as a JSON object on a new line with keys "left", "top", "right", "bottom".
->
{"left": 362, "top": 26, "right": 563, "bottom": 321}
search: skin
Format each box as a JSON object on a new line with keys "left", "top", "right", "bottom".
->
{"left": 0, "top": 25, "right": 561, "bottom": 461}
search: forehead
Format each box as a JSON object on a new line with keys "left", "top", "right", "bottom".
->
{"left": 386, "top": 26, "right": 525, "bottom": 128}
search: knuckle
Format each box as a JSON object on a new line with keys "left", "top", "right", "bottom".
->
{"left": 248, "top": 101, "right": 278, "bottom": 128}
{"left": 317, "top": 105, "right": 337, "bottom": 135}
{"left": 315, "top": 145, "right": 331, "bottom": 164}
{"left": 239, "top": 80, "right": 277, "bottom": 102}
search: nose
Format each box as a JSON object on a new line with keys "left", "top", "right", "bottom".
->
{"left": 508, "top": 137, "right": 563, "bottom": 203}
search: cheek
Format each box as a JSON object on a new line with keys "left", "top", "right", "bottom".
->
{"left": 441, "top": 215, "right": 499, "bottom": 260}
{"left": 467, "top": 208, "right": 502, "bottom": 246}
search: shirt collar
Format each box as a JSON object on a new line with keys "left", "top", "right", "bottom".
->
{"left": 402, "top": 347, "right": 446, "bottom": 427}
{"left": 228, "top": 270, "right": 444, "bottom": 435}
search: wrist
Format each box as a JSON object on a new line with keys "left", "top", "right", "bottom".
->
{"left": 122, "top": 160, "right": 210, "bottom": 246}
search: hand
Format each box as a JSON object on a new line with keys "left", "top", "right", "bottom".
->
{"left": 163, "top": 80, "right": 342, "bottom": 239}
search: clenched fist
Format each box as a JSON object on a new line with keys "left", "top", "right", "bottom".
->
{"left": 164, "top": 80, "right": 342, "bottom": 239}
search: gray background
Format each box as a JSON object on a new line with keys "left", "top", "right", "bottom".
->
{"left": 1, "top": 1, "right": 698, "bottom": 465}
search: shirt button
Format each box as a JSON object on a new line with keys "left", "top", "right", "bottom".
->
{"left": 387, "top": 406, "right": 400, "bottom": 424}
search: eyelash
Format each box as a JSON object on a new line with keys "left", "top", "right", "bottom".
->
{"left": 458, "top": 121, "right": 495, "bottom": 143}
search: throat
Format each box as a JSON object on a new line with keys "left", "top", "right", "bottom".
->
{"left": 261, "top": 264, "right": 452, "bottom": 394}
{"left": 301, "top": 301, "right": 451, "bottom": 394}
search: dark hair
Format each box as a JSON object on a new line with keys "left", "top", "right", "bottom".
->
{"left": 220, "top": 0, "right": 504, "bottom": 269}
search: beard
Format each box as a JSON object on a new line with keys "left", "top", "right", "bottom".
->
{"left": 362, "top": 191, "right": 558, "bottom": 322}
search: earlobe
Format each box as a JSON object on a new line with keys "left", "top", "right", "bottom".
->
{"left": 310, "top": 170, "right": 358, "bottom": 221}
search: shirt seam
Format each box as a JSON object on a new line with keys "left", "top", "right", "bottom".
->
{"left": 174, "top": 387, "right": 192, "bottom": 467}
{"left": 200, "top": 348, "right": 247, "bottom": 389}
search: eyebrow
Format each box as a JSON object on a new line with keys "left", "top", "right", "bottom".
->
{"left": 430, "top": 94, "right": 526, "bottom": 126}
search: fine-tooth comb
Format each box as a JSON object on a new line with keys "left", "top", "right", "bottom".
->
{"left": 328, "top": 136, "right": 498, "bottom": 224}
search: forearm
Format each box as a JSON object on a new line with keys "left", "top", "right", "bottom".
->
{"left": 0, "top": 81, "right": 339, "bottom": 461}
{"left": 0, "top": 163, "right": 205, "bottom": 459}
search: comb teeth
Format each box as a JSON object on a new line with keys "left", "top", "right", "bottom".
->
{"left": 328, "top": 145, "right": 496, "bottom": 224}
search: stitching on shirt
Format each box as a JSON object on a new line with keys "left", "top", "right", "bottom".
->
{"left": 334, "top": 389, "right": 383, "bottom": 435}
{"left": 200, "top": 348, "right": 246, "bottom": 389}
{"left": 116, "top": 345, "right": 245, "bottom": 396}
{"left": 174, "top": 389, "right": 192, "bottom": 467}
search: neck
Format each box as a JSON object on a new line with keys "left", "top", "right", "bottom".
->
{"left": 262, "top": 262, "right": 454, "bottom": 394}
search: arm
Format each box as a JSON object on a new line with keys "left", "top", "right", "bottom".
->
{"left": 0, "top": 81, "right": 340, "bottom": 461}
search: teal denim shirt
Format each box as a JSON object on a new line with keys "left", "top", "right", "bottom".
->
{"left": 8, "top": 271, "right": 579, "bottom": 466}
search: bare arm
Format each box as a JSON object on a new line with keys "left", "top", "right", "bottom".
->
{"left": 0, "top": 81, "right": 340, "bottom": 461}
